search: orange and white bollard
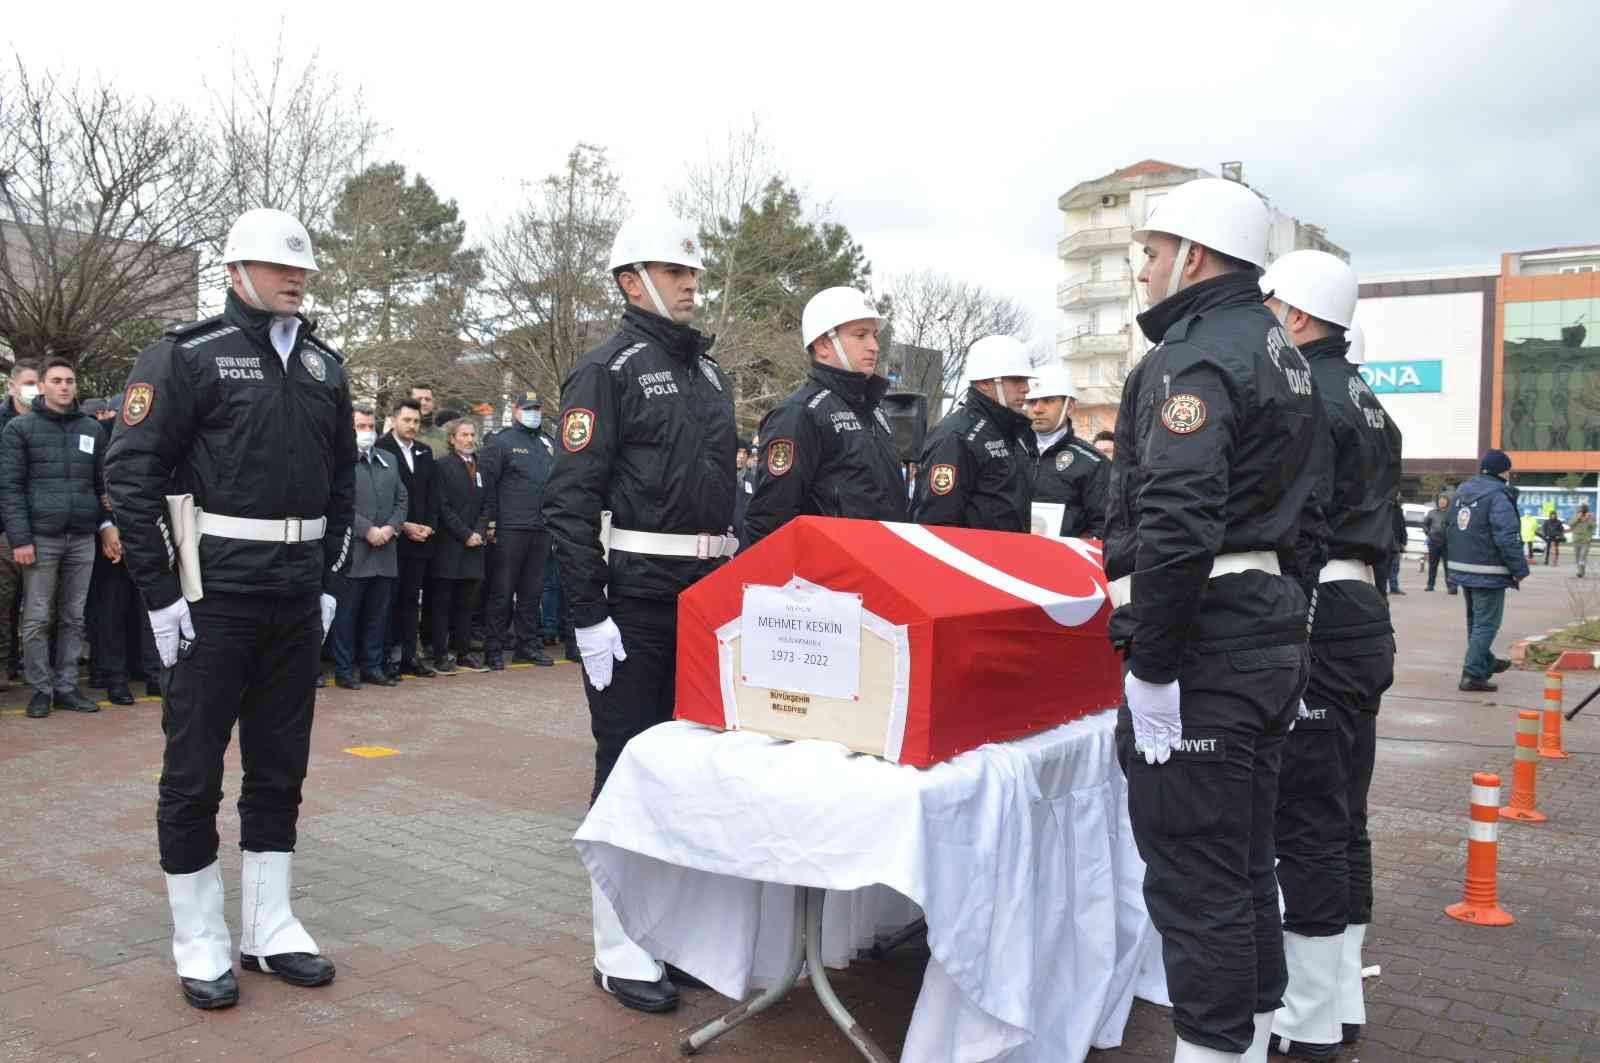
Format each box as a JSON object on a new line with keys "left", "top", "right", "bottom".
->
{"left": 1445, "top": 772, "right": 1514, "bottom": 926}
{"left": 1500, "top": 710, "right": 1548, "bottom": 823}
{"left": 1539, "top": 671, "right": 1571, "bottom": 759}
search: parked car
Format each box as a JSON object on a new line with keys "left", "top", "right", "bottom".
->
{"left": 1401, "top": 502, "right": 1430, "bottom": 556}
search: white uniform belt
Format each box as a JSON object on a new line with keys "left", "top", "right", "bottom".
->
{"left": 1319, "top": 558, "right": 1379, "bottom": 586}
{"left": 1107, "top": 550, "right": 1281, "bottom": 609}
{"left": 609, "top": 527, "right": 738, "bottom": 560}
{"left": 198, "top": 513, "right": 327, "bottom": 544}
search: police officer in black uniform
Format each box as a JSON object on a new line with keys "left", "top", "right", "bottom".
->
{"left": 1259, "top": 255, "right": 1401, "bottom": 1059}
{"left": 543, "top": 215, "right": 737, "bottom": 1014}
{"left": 1024, "top": 364, "right": 1108, "bottom": 537}
{"left": 1105, "top": 179, "right": 1322, "bottom": 1063}
{"left": 910, "top": 335, "right": 1036, "bottom": 531}
{"left": 480, "top": 390, "right": 556, "bottom": 669}
{"left": 107, "top": 209, "right": 355, "bottom": 1010}
{"left": 744, "top": 287, "right": 907, "bottom": 546}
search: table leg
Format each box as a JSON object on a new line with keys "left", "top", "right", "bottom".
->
{"left": 804, "top": 888, "right": 894, "bottom": 1063}
{"left": 680, "top": 887, "right": 807, "bottom": 1056}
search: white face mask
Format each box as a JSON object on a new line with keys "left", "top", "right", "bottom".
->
{"left": 518, "top": 410, "right": 542, "bottom": 429}
{"left": 355, "top": 429, "right": 377, "bottom": 450}
{"left": 18, "top": 384, "right": 38, "bottom": 403}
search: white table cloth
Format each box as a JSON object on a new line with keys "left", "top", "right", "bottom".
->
{"left": 575, "top": 710, "right": 1169, "bottom": 1063}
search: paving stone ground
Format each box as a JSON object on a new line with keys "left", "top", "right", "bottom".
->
{"left": 2, "top": 555, "right": 1598, "bottom": 1062}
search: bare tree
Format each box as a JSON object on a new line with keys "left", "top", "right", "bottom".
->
{"left": 884, "top": 270, "right": 1033, "bottom": 417}
{"left": 0, "top": 59, "right": 219, "bottom": 374}
{"left": 475, "top": 144, "right": 627, "bottom": 401}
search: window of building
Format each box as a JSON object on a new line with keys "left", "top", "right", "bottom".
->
{"left": 1501, "top": 296, "right": 1600, "bottom": 452}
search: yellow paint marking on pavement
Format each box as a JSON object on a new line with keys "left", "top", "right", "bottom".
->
{"left": 344, "top": 746, "right": 401, "bottom": 758}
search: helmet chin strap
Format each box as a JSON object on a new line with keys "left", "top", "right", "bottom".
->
{"left": 1165, "top": 238, "right": 1192, "bottom": 301}
{"left": 236, "top": 265, "right": 270, "bottom": 312}
{"left": 1273, "top": 301, "right": 1295, "bottom": 328}
{"left": 634, "top": 263, "right": 672, "bottom": 319}
{"left": 827, "top": 330, "right": 854, "bottom": 373}
{"left": 1053, "top": 400, "right": 1069, "bottom": 434}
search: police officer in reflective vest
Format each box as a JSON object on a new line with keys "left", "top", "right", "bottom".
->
{"left": 744, "top": 287, "right": 907, "bottom": 546}
{"left": 106, "top": 209, "right": 356, "bottom": 1010}
{"left": 910, "top": 335, "right": 1036, "bottom": 531}
{"left": 1104, "top": 178, "right": 1322, "bottom": 1063}
{"left": 1260, "top": 255, "right": 1401, "bottom": 1060}
{"left": 543, "top": 215, "right": 737, "bottom": 1013}
{"left": 1024, "top": 364, "right": 1108, "bottom": 537}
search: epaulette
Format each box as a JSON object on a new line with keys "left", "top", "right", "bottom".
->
{"left": 169, "top": 317, "right": 235, "bottom": 350}
{"left": 806, "top": 389, "right": 832, "bottom": 410}
{"left": 964, "top": 414, "right": 988, "bottom": 442}
{"left": 1069, "top": 438, "right": 1105, "bottom": 462}
{"left": 608, "top": 342, "right": 648, "bottom": 372}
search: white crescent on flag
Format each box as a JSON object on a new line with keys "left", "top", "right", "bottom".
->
{"left": 880, "top": 523, "right": 1106, "bottom": 627}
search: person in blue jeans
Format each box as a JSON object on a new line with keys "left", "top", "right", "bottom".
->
{"left": 330, "top": 407, "right": 408, "bottom": 689}
{"left": 1444, "top": 450, "right": 1528, "bottom": 692}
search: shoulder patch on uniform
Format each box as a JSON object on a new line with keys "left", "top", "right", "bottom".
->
{"left": 698, "top": 357, "right": 723, "bottom": 391}
{"left": 562, "top": 408, "right": 595, "bottom": 452}
{"left": 300, "top": 348, "right": 327, "bottom": 382}
{"left": 122, "top": 383, "right": 155, "bottom": 426}
{"left": 930, "top": 463, "right": 956, "bottom": 495}
{"left": 1456, "top": 506, "right": 1471, "bottom": 531}
{"left": 179, "top": 324, "right": 238, "bottom": 350}
{"left": 807, "top": 389, "right": 832, "bottom": 410}
{"left": 766, "top": 438, "right": 795, "bottom": 476}
{"left": 608, "top": 343, "right": 648, "bottom": 372}
{"left": 1159, "top": 393, "right": 1207, "bottom": 434}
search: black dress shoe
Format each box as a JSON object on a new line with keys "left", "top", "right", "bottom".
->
{"left": 241, "top": 952, "right": 335, "bottom": 987}
{"left": 25, "top": 692, "right": 50, "bottom": 718}
{"left": 334, "top": 675, "right": 362, "bottom": 691}
{"left": 593, "top": 968, "right": 679, "bottom": 1012}
{"left": 360, "top": 670, "right": 397, "bottom": 687}
{"left": 1492, "top": 657, "right": 1512, "bottom": 674}
{"left": 663, "top": 962, "right": 708, "bottom": 989}
{"left": 486, "top": 655, "right": 506, "bottom": 671}
{"left": 180, "top": 969, "right": 239, "bottom": 1009}
{"left": 1460, "top": 676, "right": 1498, "bottom": 692}
{"left": 514, "top": 650, "right": 555, "bottom": 667}
{"left": 1272, "top": 1035, "right": 1338, "bottom": 1061}
{"left": 107, "top": 684, "right": 135, "bottom": 705}
{"left": 53, "top": 688, "right": 100, "bottom": 712}
{"left": 399, "top": 659, "right": 436, "bottom": 678}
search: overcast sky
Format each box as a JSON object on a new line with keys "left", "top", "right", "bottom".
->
{"left": 7, "top": 2, "right": 1597, "bottom": 340}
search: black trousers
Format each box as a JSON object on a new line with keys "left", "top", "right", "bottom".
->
{"left": 1347, "top": 708, "right": 1378, "bottom": 925}
{"left": 1117, "top": 643, "right": 1306, "bottom": 1054}
{"left": 389, "top": 555, "right": 430, "bottom": 665}
{"left": 88, "top": 554, "right": 161, "bottom": 684}
{"left": 1278, "top": 633, "right": 1394, "bottom": 936}
{"left": 157, "top": 592, "right": 320, "bottom": 875}
{"left": 584, "top": 596, "right": 677, "bottom": 805}
{"left": 430, "top": 577, "right": 479, "bottom": 661}
{"left": 1426, "top": 543, "right": 1448, "bottom": 589}
{"left": 485, "top": 528, "right": 548, "bottom": 658}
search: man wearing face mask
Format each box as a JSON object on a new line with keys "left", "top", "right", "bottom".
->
{"left": 910, "top": 335, "right": 1037, "bottom": 531}
{"left": 1106, "top": 177, "right": 1322, "bottom": 1063}
{"left": 0, "top": 362, "right": 41, "bottom": 686}
{"left": 743, "top": 287, "right": 907, "bottom": 548}
{"left": 544, "top": 215, "right": 737, "bottom": 1014}
{"left": 106, "top": 208, "right": 356, "bottom": 1011}
{"left": 1024, "top": 365, "right": 1108, "bottom": 537}
{"left": 478, "top": 390, "right": 556, "bottom": 670}
{"left": 329, "top": 405, "right": 407, "bottom": 690}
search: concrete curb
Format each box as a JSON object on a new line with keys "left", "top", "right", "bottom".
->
{"left": 1552, "top": 650, "right": 1600, "bottom": 671}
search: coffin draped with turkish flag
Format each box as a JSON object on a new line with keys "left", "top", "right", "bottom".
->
{"left": 674, "top": 517, "right": 1122, "bottom": 767}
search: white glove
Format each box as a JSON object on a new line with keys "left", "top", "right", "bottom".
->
{"left": 575, "top": 617, "right": 628, "bottom": 691}
{"left": 1125, "top": 673, "right": 1182, "bottom": 766}
{"left": 320, "top": 593, "right": 337, "bottom": 644}
{"left": 149, "top": 598, "right": 196, "bottom": 669}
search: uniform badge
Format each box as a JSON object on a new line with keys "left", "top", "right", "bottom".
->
{"left": 699, "top": 359, "right": 723, "bottom": 391}
{"left": 562, "top": 408, "right": 595, "bottom": 452}
{"left": 300, "top": 349, "right": 327, "bottom": 382}
{"left": 682, "top": 237, "right": 698, "bottom": 256}
{"left": 1456, "top": 506, "right": 1471, "bottom": 531}
{"left": 930, "top": 464, "right": 956, "bottom": 496}
{"left": 1159, "top": 394, "right": 1207, "bottom": 434}
{"left": 1055, "top": 451, "right": 1075, "bottom": 471}
{"left": 122, "top": 383, "right": 155, "bottom": 426}
{"left": 286, "top": 235, "right": 306, "bottom": 253}
{"left": 767, "top": 439, "right": 795, "bottom": 476}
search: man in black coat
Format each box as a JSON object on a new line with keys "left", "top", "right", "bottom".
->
{"left": 479, "top": 391, "right": 556, "bottom": 669}
{"left": 430, "top": 418, "right": 490, "bottom": 673}
{"left": 0, "top": 358, "right": 113, "bottom": 717}
{"left": 85, "top": 397, "right": 161, "bottom": 704}
{"left": 377, "top": 399, "right": 441, "bottom": 677}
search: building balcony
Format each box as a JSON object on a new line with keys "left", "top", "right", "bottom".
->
{"left": 1074, "top": 383, "right": 1124, "bottom": 409}
{"left": 1057, "top": 327, "right": 1133, "bottom": 359}
{"left": 1057, "top": 274, "right": 1132, "bottom": 308}
{"left": 1057, "top": 225, "right": 1133, "bottom": 260}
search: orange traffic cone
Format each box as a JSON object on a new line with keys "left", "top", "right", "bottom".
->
{"left": 1445, "top": 772, "right": 1514, "bottom": 926}
{"left": 1500, "top": 711, "right": 1548, "bottom": 823}
{"left": 1539, "top": 671, "right": 1571, "bottom": 759}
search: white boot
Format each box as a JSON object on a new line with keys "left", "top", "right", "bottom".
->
{"left": 1173, "top": 1035, "right": 1240, "bottom": 1062}
{"left": 240, "top": 850, "right": 318, "bottom": 959}
{"left": 1271, "top": 931, "right": 1343, "bottom": 1057}
{"left": 1336, "top": 924, "right": 1368, "bottom": 1042}
{"left": 165, "top": 861, "right": 232, "bottom": 981}
{"left": 1242, "top": 1011, "right": 1273, "bottom": 1063}
{"left": 591, "top": 883, "right": 662, "bottom": 982}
